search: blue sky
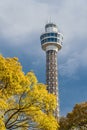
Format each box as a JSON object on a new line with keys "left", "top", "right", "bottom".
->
{"left": 0, "top": 0, "right": 87, "bottom": 116}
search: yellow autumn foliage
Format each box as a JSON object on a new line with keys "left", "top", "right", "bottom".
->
{"left": 0, "top": 55, "right": 59, "bottom": 130}
{"left": 59, "top": 102, "right": 87, "bottom": 130}
{"left": 0, "top": 117, "right": 6, "bottom": 130}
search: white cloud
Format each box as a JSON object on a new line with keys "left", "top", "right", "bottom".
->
{"left": 0, "top": 0, "right": 87, "bottom": 41}
{"left": 59, "top": 53, "right": 79, "bottom": 77}
{"left": 59, "top": 40, "right": 87, "bottom": 77}
{"left": 0, "top": 0, "right": 87, "bottom": 76}
{"left": 0, "top": 0, "right": 49, "bottom": 42}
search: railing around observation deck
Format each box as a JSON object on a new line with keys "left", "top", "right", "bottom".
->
{"left": 40, "top": 32, "right": 63, "bottom": 45}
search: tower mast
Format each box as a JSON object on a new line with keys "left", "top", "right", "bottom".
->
{"left": 40, "top": 23, "right": 63, "bottom": 120}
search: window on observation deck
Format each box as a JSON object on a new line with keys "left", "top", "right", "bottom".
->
{"left": 41, "top": 38, "right": 58, "bottom": 44}
{"left": 47, "top": 33, "right": 51, "bottom": 36}
{"left": 50, "top": 33, "right": 54, "bottom": 36}
{"left": 54, "top": 33, "right": 57, "bottom": 37}
{"left": 41, "top": 33, "right": 58, "bottom": 39}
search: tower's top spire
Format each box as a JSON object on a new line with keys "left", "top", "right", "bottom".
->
{"left": 47, "top": 16, "right": 52, "bottom": 24}
{"left": 48, "top": 16, "right": 53, "bottom": 23}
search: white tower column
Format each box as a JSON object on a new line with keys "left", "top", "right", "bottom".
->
{"left": 46, "top": 49, "right": 59, "bottom": 119}
{"left": 40, "top": 23, "right": 63, "bottom": 120}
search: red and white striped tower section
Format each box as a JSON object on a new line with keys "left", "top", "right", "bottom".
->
{"left": 40, "top": 23, "right": 63, "bottom": 120}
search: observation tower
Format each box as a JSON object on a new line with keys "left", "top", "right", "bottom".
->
{"left": 40, "top": 22, "right": 63, "bottom": 120}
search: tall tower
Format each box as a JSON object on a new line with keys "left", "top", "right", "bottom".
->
{"left": 40, "top": 23, "right": 63, "bottom": 120}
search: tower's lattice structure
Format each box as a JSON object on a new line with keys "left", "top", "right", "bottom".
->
{"left": 40, "top": 23, "right": 63, "bottom": 120}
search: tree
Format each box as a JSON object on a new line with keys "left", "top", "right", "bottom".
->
{"left": 59, "top": 102, "right": 87, "bottom": 130}
{"left": 59, "top": 116, "right": 68, "bottom": 130}
{"left": 0, "top": 55, "right": 59, "bottom": 130}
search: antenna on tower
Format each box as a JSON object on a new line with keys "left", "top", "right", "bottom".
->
{"left": 47, "top": 16, "right": 52, "bottom": 24}
{"left": 49, "top": 16, "right": 52, "bottom": 23}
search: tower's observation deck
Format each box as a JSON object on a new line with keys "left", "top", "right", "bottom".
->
{"left": 40, "top": 23, "right": 63, "bottom": 51}
{"left": 40, "top": 23, "right": 63, "bottom": 120}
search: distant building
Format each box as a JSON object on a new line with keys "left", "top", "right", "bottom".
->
{"left": 40, "top": 22, "right": 63, "bottom": 120}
